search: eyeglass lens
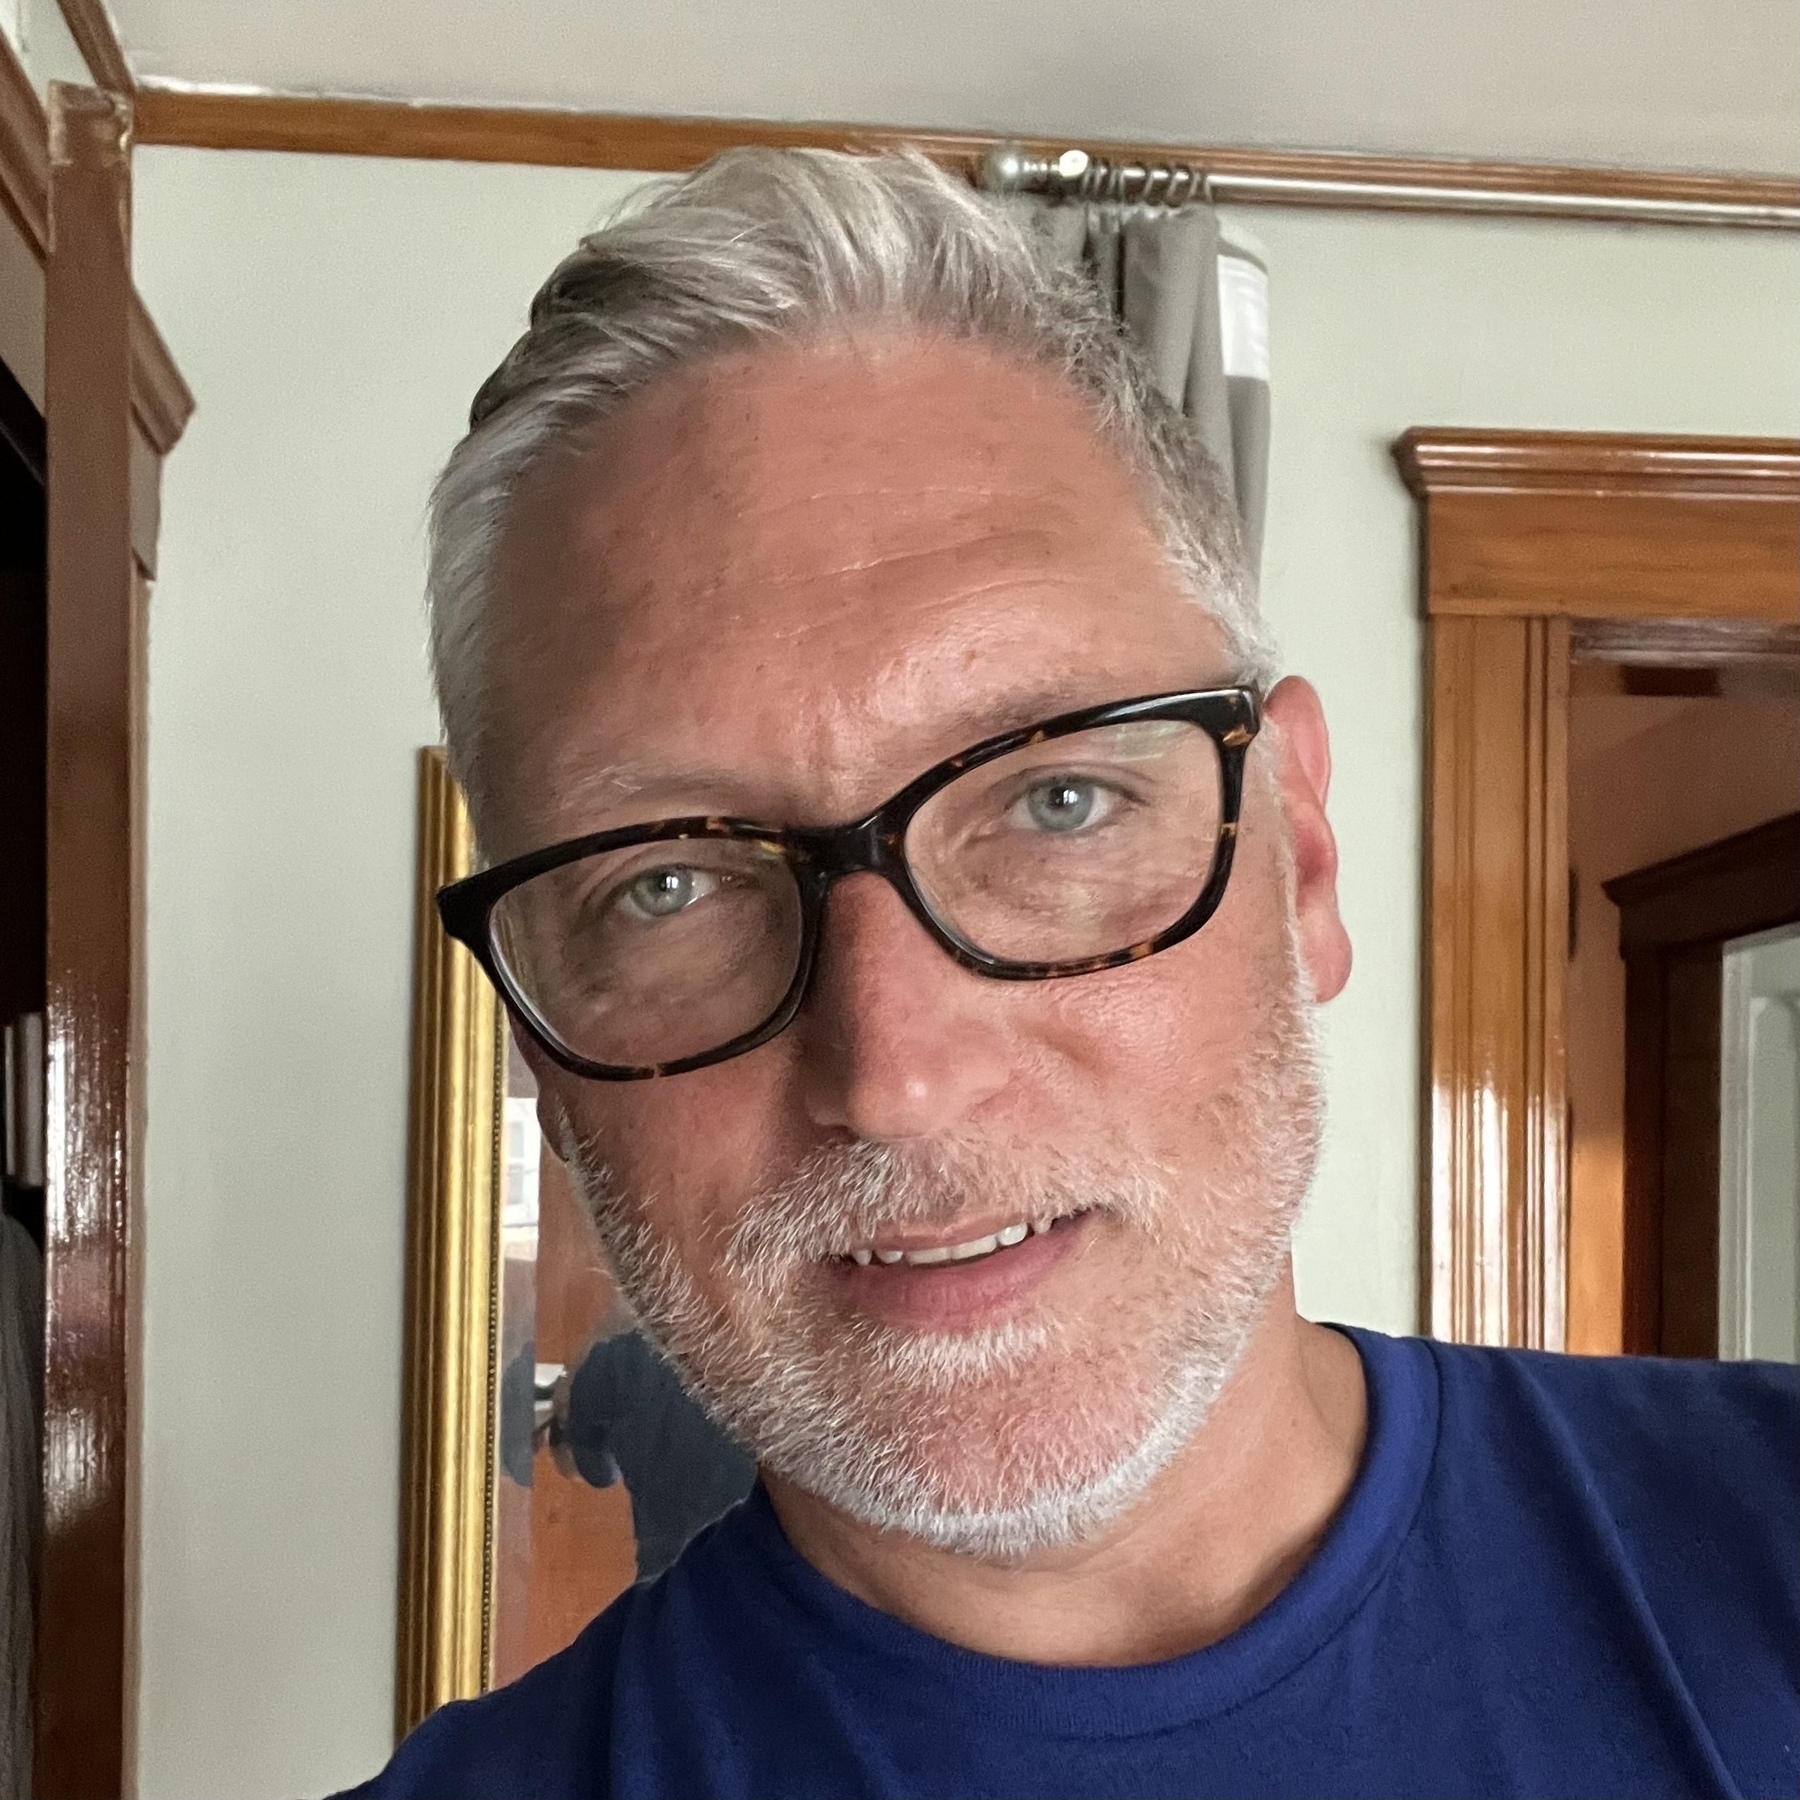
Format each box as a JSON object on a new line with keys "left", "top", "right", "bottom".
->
{"left": 487, "top": 717, "right": 1223, "bottom": 1070}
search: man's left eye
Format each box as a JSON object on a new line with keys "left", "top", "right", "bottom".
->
{"left": 618, "top": 865, "right": 717, "bottom": 919}
{"left": 1016, "top": 778, "right": 1113, "bottom": 833}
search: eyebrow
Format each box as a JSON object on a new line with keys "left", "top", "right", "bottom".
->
{"left": 550, "top": 673, "right": 1219, "bottom": 830}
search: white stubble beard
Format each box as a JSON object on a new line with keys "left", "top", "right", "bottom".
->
{"left": 557, "top": 907, "right": 1327, "bottom": 1561}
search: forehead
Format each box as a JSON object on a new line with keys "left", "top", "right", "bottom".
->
{"left": 485, "top": 332, "right": 1228, "bottom": 849}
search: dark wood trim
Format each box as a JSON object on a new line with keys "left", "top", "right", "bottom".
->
{"left": 54, "top": 0, "right": 136, "bottom": 96}
{"left": 1604, "top": 813, "right": 1800, "bottom": 952}
{"left": 1619, "top": 947, "right": 1668, "bottom": 1355}
{"left": 0, "top": 343, "right": 45, "bottom": 482}
{"left": 1398, "top": 428, "right": 1800, "bottom": 1350}
{"left": 1610, "top": 817, "right": 1799, "bottom": 1356}
{"left": 0, "top": 39, "right": 194, "bottom": 453}
{"left": 128, "top": 86, "right": 1800, "bottom": 228}
{"left": 37, "top": 82, "right": 138, "bottom": 1800}
{"left": 125, "top": 302, "right": 190, "bottom": 458}
{"left": 1395, "top": 429, "right": 1800, "bottom": 625}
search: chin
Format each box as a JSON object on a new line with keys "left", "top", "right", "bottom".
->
{"left": 699, "top": 1284, "right": 1262, "bottom": 1561}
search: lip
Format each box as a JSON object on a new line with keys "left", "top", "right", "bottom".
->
{"left": 825, "top": 1211, "right": 1092, "bottom": 1331}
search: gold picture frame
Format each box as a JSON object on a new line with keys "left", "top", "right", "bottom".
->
{"left": 394, "top": 748, "right": 756, "bottom": 1731}
{"left": 396, "top": 748, "right": 503, "bottom": 1739}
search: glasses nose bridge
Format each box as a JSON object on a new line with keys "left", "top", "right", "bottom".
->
{"left": 801, "top": 809, "right": 910, "bottom": 899}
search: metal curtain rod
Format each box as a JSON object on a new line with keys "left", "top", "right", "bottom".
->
{"left": 977, "top": 144, "right": 1800, "bottom": 230}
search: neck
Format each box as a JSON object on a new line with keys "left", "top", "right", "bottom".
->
{"left": 761, "top": 1272, "right": 1367, "bottom": 1667}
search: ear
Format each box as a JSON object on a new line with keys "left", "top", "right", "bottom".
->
{"left": 1259, "top": 676, "right": 1352, "bottom": 1005}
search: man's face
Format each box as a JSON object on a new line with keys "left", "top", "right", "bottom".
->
{"left": 486, "top": 333, "right": 1350, "bottom": 1554}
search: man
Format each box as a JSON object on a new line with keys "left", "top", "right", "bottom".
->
{"left": 353, "top": 150, "right": 1796, "bottom": 1798}
{"left": 546, "top": 1323, "right": 757, "bottom": 1580}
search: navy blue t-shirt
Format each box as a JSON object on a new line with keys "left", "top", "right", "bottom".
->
{"left": 350, "top": 1330, "right": 1798, "bottom": 1799}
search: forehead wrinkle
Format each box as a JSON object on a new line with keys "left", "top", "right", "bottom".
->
{"left": 687, "top": 531, "right": 1084, "bottom": 601}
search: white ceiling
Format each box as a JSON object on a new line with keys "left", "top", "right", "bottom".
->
{"left": 112, "top": 0, "right": 1799, "bottom": 175}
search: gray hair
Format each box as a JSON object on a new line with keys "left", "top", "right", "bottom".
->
{"left": 427, "top": 147, "right": 1270, "bottom": 816}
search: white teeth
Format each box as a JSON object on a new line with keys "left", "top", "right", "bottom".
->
{"left": 1031, "top": 1218, "right": 1054, "bottom": 1235}
{"left": 947, "top": 1233, "right": 999, "bottom": 1262}
{"left": 852, "top": 1221, "right": 1043, "bottom": 1268}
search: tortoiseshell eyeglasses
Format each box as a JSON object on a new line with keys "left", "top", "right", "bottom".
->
{"left": 437, "top": 686, "right": 1261, "bottom": 1080}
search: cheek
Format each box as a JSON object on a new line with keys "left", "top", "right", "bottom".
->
{"left": 547, "top": 1058, "right": 796, "bottom": 1251}
{"left": 1029, "top": 852, "right": 1288, "bottom": 1129}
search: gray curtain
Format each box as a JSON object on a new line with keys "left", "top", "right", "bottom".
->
{"left": 1018, "top": 202, "right": 1271, "bottom": 570}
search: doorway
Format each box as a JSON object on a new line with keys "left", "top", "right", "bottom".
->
{"left": 1564, "top": 685, "right": 1800, "bottom": 1356}
{"left": 1398, "top": 425, "right": 1800, "bottom": 1350}
{"left": 1564, "top": 772, "right": 1800, "bottom": 1357}
{"left": 0, "top": 340, "right": 47, "bottom": 1800}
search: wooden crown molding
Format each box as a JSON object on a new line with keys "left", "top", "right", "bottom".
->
{"left": 124, "top": 303, "right": 191, "bottom": 455}
{"left": 1396, "top": 428, "right": 1800, "bottom": 503}
{"left": 129, "top": 86, "right": 1800, "bottom": 229}
{"left": 56, "top": 0, "right": 135, "bottom": 96}
{"left": 1394, "top": 429, "right": 1800, "bottom": 624}
{"left": 0, "top": 39, "right": 193, "bottom": 452}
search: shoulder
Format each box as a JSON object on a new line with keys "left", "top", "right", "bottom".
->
{"left": 1422, "top": 1337, "right": 1797, "bottom": 1484}
{"left": 1417, "top": 1339, "right": 1798, "bottom": 1614}
{"left": 336, "top": 1600, "right": 634, "bottom": 1800}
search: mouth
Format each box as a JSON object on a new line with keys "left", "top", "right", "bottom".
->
{"left": 825, "top": 1209, "right": 1093, "bottom": 1330}
{"left": 836, "top": 1210, "right": 1087, "bottom": 1270}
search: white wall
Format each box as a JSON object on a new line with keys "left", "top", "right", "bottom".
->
{"left": 132, "top": 145, "right": 1800, "bottom": 1798}
{"left": 132, "top": 151, "right": 648, "bottom": 1800}
{"left": 1, "top": 0, "right": 95, "bottom": 98}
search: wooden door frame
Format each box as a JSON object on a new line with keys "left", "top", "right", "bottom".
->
{"left": 2, "top": 42, "right": 194, "bottom": 1798}
{"left": 1393, "top": 428, "right": 1800, "bottom": 1349}
{"left": 1605, "top": 813, "right": 1800, "bottom": 1354}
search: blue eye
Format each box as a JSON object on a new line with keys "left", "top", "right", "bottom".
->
{"left": 1024, "top": 779, "right": 1101, "bottom": 832}
{"left": 621, "top": 866, "right": 712, "bottom": 918}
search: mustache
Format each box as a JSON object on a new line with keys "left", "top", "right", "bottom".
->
{"left": 718, "top": 1136, "right": 1174, "bottom": 1279}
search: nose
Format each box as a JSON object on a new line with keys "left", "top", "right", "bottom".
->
{"left": 795, "top": 873, "right": 1011, "bottom": 1140}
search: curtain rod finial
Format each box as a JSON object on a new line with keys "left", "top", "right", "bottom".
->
{"left": 980, "top": 142, "right": 1030, "bottom": 192}
{"left": 978, "top": 144, "right": 1090, "bottom": 195}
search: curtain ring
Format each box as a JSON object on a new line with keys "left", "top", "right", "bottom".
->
{"left": 1142, "top": 165, "right": 1169, "bottom": 208}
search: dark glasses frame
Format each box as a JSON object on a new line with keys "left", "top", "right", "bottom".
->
{"left": 438, "top": 685, "right": 1261, "bottom": 1080}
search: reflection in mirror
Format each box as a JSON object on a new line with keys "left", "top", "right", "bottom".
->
{"left": 403, "top": 748, "right": 756, "bottom": 1715}
{"left": 487, "top": 999, "right": 755, "bottom": 1688}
